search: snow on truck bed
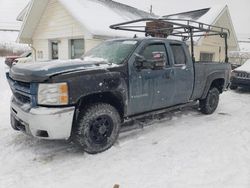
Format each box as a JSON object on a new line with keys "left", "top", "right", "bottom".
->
{"left": 1, "top": 58, "right": 250, "bottom": 188}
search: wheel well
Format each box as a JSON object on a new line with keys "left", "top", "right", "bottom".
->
{"left": 210, "top": 78, "right": 225, "bottom": 93}
{"left": 76, "top": 92, "right": 125, "bottom": 119}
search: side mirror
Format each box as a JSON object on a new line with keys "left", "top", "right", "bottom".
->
{"left": 134, "top": 53, "right": 146, "bottom": 69}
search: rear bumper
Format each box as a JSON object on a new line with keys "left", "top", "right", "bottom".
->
{"left": 231, "top": 77, "right": 250, "bottom": 88}
{"left": 11, "top": 98, "right": 75, "bottom": 140}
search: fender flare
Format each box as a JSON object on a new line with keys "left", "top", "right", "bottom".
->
{"left": 201, "top": 71, "right": 225, "bottom": 99}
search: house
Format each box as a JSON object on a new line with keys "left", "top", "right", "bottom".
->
{"left": 18, "top": 1, "right": 238, "bottom": 62}
{"left": 163, "top": 5, "right": 239, "bottom": 62}
{"left": 17, "top": 0, "right": 156, "bottom": 61}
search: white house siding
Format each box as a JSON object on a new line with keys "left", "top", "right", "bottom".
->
{"left": 33, "top": 39, "right": 50, "bottom": 61}
{"left": 85, "top": 38, "right": 103, "bottom": 53}
{"left": 32, "top": 0, "right": 90, "bottom": 60}
{"left": 59, "top": 39, "right": 70, "bottom": 59}
{"left": 194, "top": 9, "right": 238, "bottom": 62}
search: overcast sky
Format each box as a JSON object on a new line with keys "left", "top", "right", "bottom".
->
{"left": 0, "top": 0, "right": 29, "bottom": 22}
{"left": 116, "top": 0, "right": 250, "bottom": 39}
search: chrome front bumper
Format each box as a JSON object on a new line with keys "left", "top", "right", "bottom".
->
{"left": 11, "top": 98, "right": 75, "bottom": 140}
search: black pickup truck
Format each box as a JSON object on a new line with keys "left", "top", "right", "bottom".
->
{"left": 7, "top": 19, "right": 231, "bottom": 154}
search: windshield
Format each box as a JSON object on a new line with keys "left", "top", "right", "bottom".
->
{"left": 21, "top": 51, "right": 31, "bottom": 58}
{"left": 83, "top": 40, "right": 138, "bottom": 64}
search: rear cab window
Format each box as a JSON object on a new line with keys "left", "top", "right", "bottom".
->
{"left": 170, "top": 44, "right": 187, "bottom": 66}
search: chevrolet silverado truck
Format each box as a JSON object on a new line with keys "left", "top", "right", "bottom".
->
{"left": 6, "top": 19, "right": 231, "bottom": 154}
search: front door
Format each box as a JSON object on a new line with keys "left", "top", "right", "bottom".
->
{"left": 128, "top": 41, "right": 175, "bottom": 115}
{"left": 51, "top": 42, "right": 59, "bottom": 60}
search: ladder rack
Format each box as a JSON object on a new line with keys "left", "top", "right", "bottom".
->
{"left": 110, "top": 18, "right": 230, "bottom": 62}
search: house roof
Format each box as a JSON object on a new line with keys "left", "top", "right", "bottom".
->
{"left": 59, "top": 0, "right": 157, "bottom": 37}
{"left": 18, "top": 0, "right": 157, "bottom": 43}
{"left": 163, "top": 5, "right": 225, "bottom": 24}
{"left": 0, "top": 22, "right": 20, "bottom": 32}
{"left": 0, "top": 31, "right": 20, "bottom": 42}
{"left": 164, "top": 8, "right": 210, "bottom": 21}
{"left": 17, "top": 2, "right": 31, "bottom": 22}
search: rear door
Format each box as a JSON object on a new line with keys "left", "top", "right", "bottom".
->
{"left": 169, "top": 43, "right": 194, "bottom": 104}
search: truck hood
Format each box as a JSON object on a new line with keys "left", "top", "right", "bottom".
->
{"left": 9, "top": 59, "right": 116, "bottom": 82}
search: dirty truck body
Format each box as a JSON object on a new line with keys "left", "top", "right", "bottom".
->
{"left": 7, "top": 19, "right": 231, "bottom": 154}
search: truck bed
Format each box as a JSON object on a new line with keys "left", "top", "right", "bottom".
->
{"left": 191, "top": 61, "right": 231, "bottom": 100}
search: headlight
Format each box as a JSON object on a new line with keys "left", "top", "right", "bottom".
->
{"left": 38, "top": 83, "right": 69, "bottom": 105}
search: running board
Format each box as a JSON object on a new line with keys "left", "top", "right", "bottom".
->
{"left": 121, "top": 101, "right": 198, "bottom": 133}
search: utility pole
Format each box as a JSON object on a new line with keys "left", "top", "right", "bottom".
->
{"left": 150, "top": 5, "right": 153, "bottom": 14}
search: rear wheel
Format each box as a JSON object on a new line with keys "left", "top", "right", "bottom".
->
{"left": 199, "top": 87, "right": 220, "bottom": 114}
{"left": 73, "top": 103, "right": 121, "bottom": 154}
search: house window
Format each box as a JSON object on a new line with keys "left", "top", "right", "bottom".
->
{"left": 71, "top": 39, "right": 84, "bottom": 59}
{"left": 51, "top": 42, "right": 59, "bottom": 60}
{"left": 200, "top": 52, "right": 214, "bottom": 61}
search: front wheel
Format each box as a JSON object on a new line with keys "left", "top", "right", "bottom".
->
{"left": 73, "top": 103, "right": 121, "bottom": 154}
{"left": 199, "top": 88, "right": 220, "bottom": 114}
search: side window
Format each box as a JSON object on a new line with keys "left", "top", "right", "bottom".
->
{"left": 141, "top": 44, "right": 169, "bottom": 66}
{"left": 170, "top": 44, "right": 186, "bottom": 65}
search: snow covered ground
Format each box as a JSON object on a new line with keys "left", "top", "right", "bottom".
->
{"left": 1, "top": 58, "right": 250, "bottom": 188}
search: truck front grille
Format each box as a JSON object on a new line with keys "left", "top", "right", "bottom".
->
{"left": 8, "top": 76, "right": 31, "bottom": 93}
{"left": 237, "top": 72, "right": 250, "bottom": 79}
{"left": 13, "top": 92, "right": 31, "bottom": 104}
{"left": 6, "top": 73, "right": 35, "bottom": 105}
